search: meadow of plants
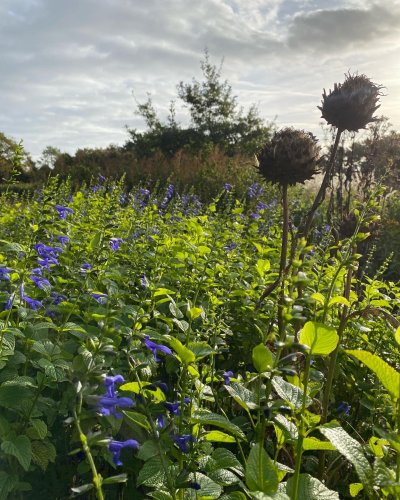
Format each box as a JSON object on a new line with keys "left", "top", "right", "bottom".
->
{"left": 0, "top": 171, "right": 399, "bottom": 500}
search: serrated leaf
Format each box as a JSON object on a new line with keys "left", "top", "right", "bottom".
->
{"left": 204, "top": 430, "right": 236, "bottom": 442}
{"left": 224, "top": 382, "right": 258, "bottom": 411}
{"left": 212, "top": 448, "right": 244, "bottom": 474}
{"left": 286, "top": 474, "right": 339, "bottom": 499}
{"left": 245, "top": 444, "right": 278, "bottom": 494}
{"left": 187, "top": 472, "right": 222, "bottom": 499}
{"left": 137, "top": 456, "right": 168, "bottom": 487}
{"left": 1, "top": 435, "right": 32, "bottom": 471}
{"left": 0, "top": 385, "right": 32, "bottom": 408}
{"left": 148, "top": 491, "right": 174, "bottom": 500}
{"left": 272, "top": 376, "right": 312, "bottom": 409}
{"left": 28, "top": 419, "right": 48, "bottom": 439}
{"left": 31, "top": 440, "right": 56, "bottom": 471}
{"left": 252, "top": 343, "right": 273, "bottom": 373}
{"left": 191, "top": 409, "right": 245, "bottom": 439}
{"left": 220, "top": 493, "right": 247, "bottom": 500}
{"left": 0, "top": 471, "right": 18, "bottom": 499}
{"left": 319, "top": 424, "right": 372, "bottom": 489}
{"left": 346, "top": 349, "right": 400, "bottom": 400}
{"left": 208, "top": 468, "right": 239, "bottom": 486}
{"left": 299, "top": 321, "right": 338, "bottom": 356}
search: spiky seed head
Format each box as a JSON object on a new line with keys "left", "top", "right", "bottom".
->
{"left": 318, "top": 73, "right": 384, "bottom": 132}
{"left": 257, "top": 128, "right": 320, "bottom": 186}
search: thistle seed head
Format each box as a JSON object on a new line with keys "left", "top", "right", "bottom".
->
{"left": 257, "top": 128, "right": 320, "bottom": 186}
{"left": 318, "top": 73, "right": 384, "bottom": 132}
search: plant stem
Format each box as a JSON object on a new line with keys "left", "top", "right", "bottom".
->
{"left": 278, "top": 183, "right": 289, "bottom": 341}
{"left": 301, "top": 128, "right": 343, "bottom": 242}
{"left": 318, "top": 260, "right": 353, "bottom": 479}
{"left": 73, "top": 407, "right": 104, "bottom": 500}
{"left": 291, "top": 354, "right": 312, "bottom": 500}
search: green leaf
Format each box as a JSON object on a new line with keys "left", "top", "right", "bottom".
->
{"left": 299, "top": 321, "right": 338, "bottom": 356}
{"left": 31, "top": 440, "right": 56, "bottom": 471}
{"left": 272, "top": 376, "right": 312, "bottom": 409}
{"left": 0, "top": 385, "right": 32, "bottom": 408}
{"left": 245, "top": 443, "right": 278, "bottom": 494}
{"left": 137, "top": 456, "right": 168, "bottom": 487}
{"left": 188, "top": 341, "right": 214, "bottom": 360}
{"left": 302, "top": 437, "right": 336, "bottom": 451}
{"left": 319, "top": 424, "right": 372, "bottom": 489}
{"left": 349, "top": 483, "right": 363, "bottom": 497}
{"left": 224, "top": 382, "right": 258, "bottom": 411}
{"left": 286, "top": 474, "right": 339, "bottom": 499}
{"left": 120, "top": 381, "right": 166, "bottom": 402}
{"left": 0, "top": 471, "right": 18, "bottom": 499}
{"left": 186, "top": 472, "right": 222, "bottom": 498}
{"left": 88, "top": 231, "right": 102, "bottom": 252}
{"left": 328, "top": 296, "right": 350, "bottom": 308}
{"left": 204, "top": 430, "right": 236, "bottom": 442}
{"left": 1, "top": 434, "right": 32, "bottom": 471}
{"left": 27, "top": 419, "right": 48, "bottom": 439}
{"left": 346, "top": 349, "right": 400, "bottom": 400}
{"left": 124, "top": 411, "right": 152, "bottom": 431}
{"left": 191, "top": 409, "right": 245, "bottom": 439}
{"left": 212, "top": 448, "right": 244, "bottom": 473}
{"left": 256, "top": 259, "right": 270, "bottom": 278}
{"left": 310, "top": 292, "right": 325, "bottom": 305}
{"left": 166, "top": 336, "right": 195, "bottom": 364}
{"left": 220, "top": 493, "right": 248, "bottom": 500}
{"left": 102, "top": 474, "right": 128, "bottom": 485}
{"left": 186, "top": 306, "right": 203, "bottom": 321}
{"left": 395, "top": 326, "right": 400, "bottom": 346}
{"left": 208, "top": 468, "right": 240, "bottom": 486}
{"left": 252, "top": 343, "right": 273, "bottom": 373}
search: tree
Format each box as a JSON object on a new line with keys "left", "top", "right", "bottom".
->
{"left": 37, "top": 146, "right": 62, "bottom": 170}
{"left": 125, "top": 51, "right": 271, "bottom": 157}
{"left": 0, "top": 132, "right": 34, "bottom": 183}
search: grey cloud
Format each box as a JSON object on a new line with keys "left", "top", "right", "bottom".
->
{"left": 287, "top": 4, "right": 400, "bottom": 51}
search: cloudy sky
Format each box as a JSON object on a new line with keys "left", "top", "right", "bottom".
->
{"left": 1, "top": 0, "right": 400, "bottom": 158}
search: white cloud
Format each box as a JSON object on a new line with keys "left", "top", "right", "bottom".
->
{"left": 0, "top": 0, "right": 399, "bottom": 157}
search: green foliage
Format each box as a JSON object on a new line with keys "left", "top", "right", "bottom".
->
{"left": 0, "top": 178, "right": 399, "bottom": 499}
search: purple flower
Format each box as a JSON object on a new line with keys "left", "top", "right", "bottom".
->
{"left": 173, "top": 434, "right": 196, "bottom": 453}
{"left": 223, "top": 371, "right": 234, "bottom": 385}
{"left": 91, "top": 292, "right": 108, "bottom": 304}
{"left": 5, "top": 293, "right": 14, "bottom": 310}
{"left": 108, "top": 439, "right": 139, "bottom": 466}
{"left": 98, "top": 174, "right": 106, "bottom": 183}
{"left": 0, "top": 267, "right": 12, "bottom": 281}
{"left": 140, "top": 274, "right": 148, "bottom": 288}
{"left": 225, "top": 241, "right": 238, "bottom": 253}
{"left": 188, "top": 482, "right": 201, "bottom": 490}
{"left": 248, "top": 182, "right": 263, "bottom": 198}
{"left": 143, "top": 336, "right": 172, "bottom": 362}
{"left": 336, "top": 402, "right": 351, "bottom": 415}
{"left": 31, "top": 267, "right": 43, "bottom": 276}
{"left": 57, "top": 235, "right": 69, "bottom": 246}
{"left": 104, "top": 375, "right": 125, "bottom": 397}
{"left": 99, "top": 396, "right": 134, "bottom": 418}
{"left": 156, "top": 414, "right": 166, "bottom": 429}
{"left": 98, "top": 375, "right": 134, "bottom": 418}
{"left": 55, "top": 205, "right": 74, "bottom": 220}
{"left": 34, "top": 243, "right": 63, "bottom": 257}
{"left": 51, "top": 292, "right": 67, "bottom": 305}
{"left": 29, "top": 275, "right": 51, "bottom": 290}
{"left": 164, "top": 402, "right": 180, "bottom": 415}
{"left": 156, "top": 382, "right": 169, "bottom": 394}
{"left": 80, "top": 263, "right": 92, "bottom": 274}
{"left": 20, "top": 284, "right": 43, "bottom": 310}
{"left": 110, "top": 238, "right": 124, "bottom": 252}
{"left": 224, "top": 183, "right": 232, "bottom": 191}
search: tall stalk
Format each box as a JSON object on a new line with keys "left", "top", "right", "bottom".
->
{"left": 278, "top": 183, "right": 289, "bottom": 340}
{"left": 301, "top": 128, "right": 343, "bottom": 241}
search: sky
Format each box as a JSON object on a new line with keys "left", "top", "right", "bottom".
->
{"left": 1, "top": 0, "right": 400, "bottom": 159}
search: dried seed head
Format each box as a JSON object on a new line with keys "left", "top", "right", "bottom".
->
{"left": 257, "top": 128, "right": 320, "bottom": 186}
{"left": 318, "top": 73, "right": 384, "bottom": 132}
